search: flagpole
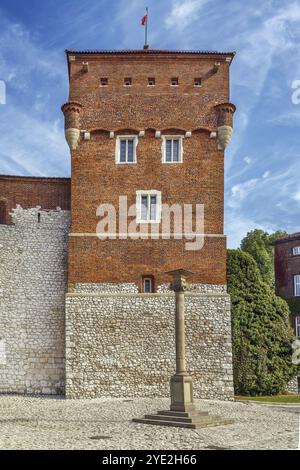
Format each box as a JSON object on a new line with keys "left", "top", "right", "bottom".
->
{"left": 144, "top": 7, "right": 149, "bottom": 49}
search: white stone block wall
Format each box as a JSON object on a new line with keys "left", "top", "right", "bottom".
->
{"left": 65, "top": 285, "right": 234, "bottom": 400}
{"left": 0, "top": 206, "right": 70, "bottom": 395}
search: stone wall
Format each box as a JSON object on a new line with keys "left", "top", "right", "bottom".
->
{"left": 0, "top": 175, "right": 70, "bottom": 225}
{"left": 65, "top": 284, "right": 234, "bottom": 400}
{"left": 0, "top": 206, "right": 70, "bottom": 395}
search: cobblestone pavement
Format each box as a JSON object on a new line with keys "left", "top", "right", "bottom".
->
{"left": 0, "top": 395, "right": 299, "bottom": 450}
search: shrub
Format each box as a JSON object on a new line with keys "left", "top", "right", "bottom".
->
{"left": 227, "top": 249, "right": 298, "bottom": 396}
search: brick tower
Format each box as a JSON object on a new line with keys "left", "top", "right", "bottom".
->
{"left": 62, "top": 49, "right": 236, "bottom": 400}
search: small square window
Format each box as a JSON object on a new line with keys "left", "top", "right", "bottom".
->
{"left": 136, "top": 191, "right": 161, "bottom": 223}
{"left": 293, "top": 247, "right": 300, "bottom": 256}
{"left": 171, "top": 77, "right": 179, "bottom": 86}
{"left": 194, "top": 78, "right": 202, "bottom": 87}
{"left": 148, "top": 77, "right": 155, "bottom": 86}
{"left": 100, "top": 78, "right": 108, "bottom": 86}
{"left": 124, "top": 77, "right": 132, "bottom": 87}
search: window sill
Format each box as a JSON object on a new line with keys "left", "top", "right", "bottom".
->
{"left": 137, "top": 220, "right": 161, "bottom": 225}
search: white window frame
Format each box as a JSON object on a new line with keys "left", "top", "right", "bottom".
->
{"left": 143, "top": 277, "right": 153, "bottom": 293}
{"left": 293, "top": 246, "right": 300, "bottom": 256}
{"left": 115, "top": 135, "right": 138, "bottom": 164}
{"left": 295, "top": 316, "right": 300, "bottom": 339}
{"left": 162, "top": 135, "right": 183, "bottom": 163}
{"left": 136, "top": 190, "right": 162, "bottom": 224}
{"left": 294, "top": 274, "right": 300, "bottom": 297}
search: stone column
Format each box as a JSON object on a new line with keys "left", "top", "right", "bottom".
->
{"left": 166, "top": 268, "right": 195, "bottom": 412}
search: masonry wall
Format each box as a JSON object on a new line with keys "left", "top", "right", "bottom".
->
{"left": 65, "top": 284, "right": 234, "bottom": 400}
{"left": 0, "top": 175, "right": 70, "bottom": 224}
{"left": 66, "top": 51, "right": 233, "bottom": 287}
{"left": 0, "top": 206, "right": 70, "bottom": 394}
{"left": 274, "top": 234, "right": 300, "bottom": 298}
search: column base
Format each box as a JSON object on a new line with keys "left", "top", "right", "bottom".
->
{"left": 133, "top": 409, "right": 234, "bottom": 429}
{"left": 170, "top": 373, "right": 195, "bottom": 412}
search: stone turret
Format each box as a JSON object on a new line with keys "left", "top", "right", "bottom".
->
{"left": 214, "top": 102, "right": 236, "bottom": 150}
{"left": 61, "top": 101, "right": 82, "bottom": 151}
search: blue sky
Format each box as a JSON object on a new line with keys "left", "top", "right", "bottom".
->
{"left": 0, "top": 0, "right": 300, "bottom": 247}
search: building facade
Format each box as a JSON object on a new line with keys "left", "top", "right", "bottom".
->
{"left": 274, "top": 233, "right": 300, "bottom": 338}
{"left": 0, "top": 49, "right": 236, "bottom": 400}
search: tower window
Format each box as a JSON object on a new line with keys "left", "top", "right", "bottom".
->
{"left": 294, "top": 274, "right": 300, "bottom": 296}
{"left": 148, "top": 77, "right": 155, "bottom": 86}
{"left": 293, "top": 247, "right": 300, "bottom": 256}
{"left": 142, "top": 276, "right": 154, "bottom": 293}
{"left": 124, "top": 77, "right": 132, "bottom": 87}
{"left": 100, "top": 78, "right": 108, "bottom": 86}
{"left": 194, "top": 78, "right": 202, "bottom": 87}
{"left": 171, "top": 77, "right": 179, "bottom": 86}
{"left": 162, "top": 136, "right": 183, "bottom": 163}
{"left": 116, "top": 136, "right": 138, "bottom": 163}
{"left": 136, "top": 190, "right": 161, "bottom": 223}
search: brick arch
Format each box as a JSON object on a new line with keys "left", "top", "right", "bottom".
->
{"left": 0, "top": 197, "right": 8, "bottom": 225}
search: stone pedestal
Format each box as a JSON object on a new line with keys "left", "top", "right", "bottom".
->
{"left": 170, "top": 374, "right": 194, "bottom": 412}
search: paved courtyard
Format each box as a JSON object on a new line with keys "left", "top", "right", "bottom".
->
{"left": 0, "top": 395, "right": 299, "bottom": 450}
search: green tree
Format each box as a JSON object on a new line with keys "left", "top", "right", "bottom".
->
{"left": 227, "top": 249, "right": 297, "bottom": 396}
{"left": 240, "top": 229, "right": 287, "bottom": 286}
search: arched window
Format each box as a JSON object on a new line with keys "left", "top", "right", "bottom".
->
{"left": 0, "top": 198, "right": 8, "bottom": 225}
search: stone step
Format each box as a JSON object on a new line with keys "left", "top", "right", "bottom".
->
{"left": 157, "top": 410, "right": 209, "bottom": 418}
{"left": 133, "top": 416, "right": 233, "bottom": 429}
{"left": 144, "top": 413, "right": 211, "bottom": 424}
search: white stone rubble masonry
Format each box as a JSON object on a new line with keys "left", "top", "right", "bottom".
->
{"left": 0, "top": 206, "right": 70, "bottom": 395}
{"left": 65, "top": 284, "right": 234, "bottom": 400}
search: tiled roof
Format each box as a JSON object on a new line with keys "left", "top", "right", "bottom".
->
{"left": 273, "top": 232, "right": 300, "bottom": 244}
{"left": 66, "top": 49, "right": 235, "bottom": 57}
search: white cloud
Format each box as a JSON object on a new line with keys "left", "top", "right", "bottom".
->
{"left": 262, "top": 170, "right": 270, "bottom": 179}
{"left": 225, "top": 212, "right": 276, "bottom": 248}
{"left": 293, "top": 190, "right": 300, "bottom": 202}
{"left": 228, "top": 178, "right": 258, "bottom": 208}
{"left": 0, "top": 8, "right": 69, "bottom": 176}
{"left": 244, "top": 156, "right": 252, "bottom": 165}
{"left": 165, "top": 0, "right": 210, "bottom": 30}
{"left": 268, "top": 110, "right": 300, "bottom": 126}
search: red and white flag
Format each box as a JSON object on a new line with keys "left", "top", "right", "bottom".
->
{"left": 141, "top": 14, "right": 147, "bottom": 26}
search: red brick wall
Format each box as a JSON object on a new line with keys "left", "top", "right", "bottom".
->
{"left": 0, "top": 176, "right": 70, "bottom": 224}
{"left": 274, "top": 234, "right": 300, "bottom": 298}
{"left": 66, "top": 51, "right": 234, "bottom": 286}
